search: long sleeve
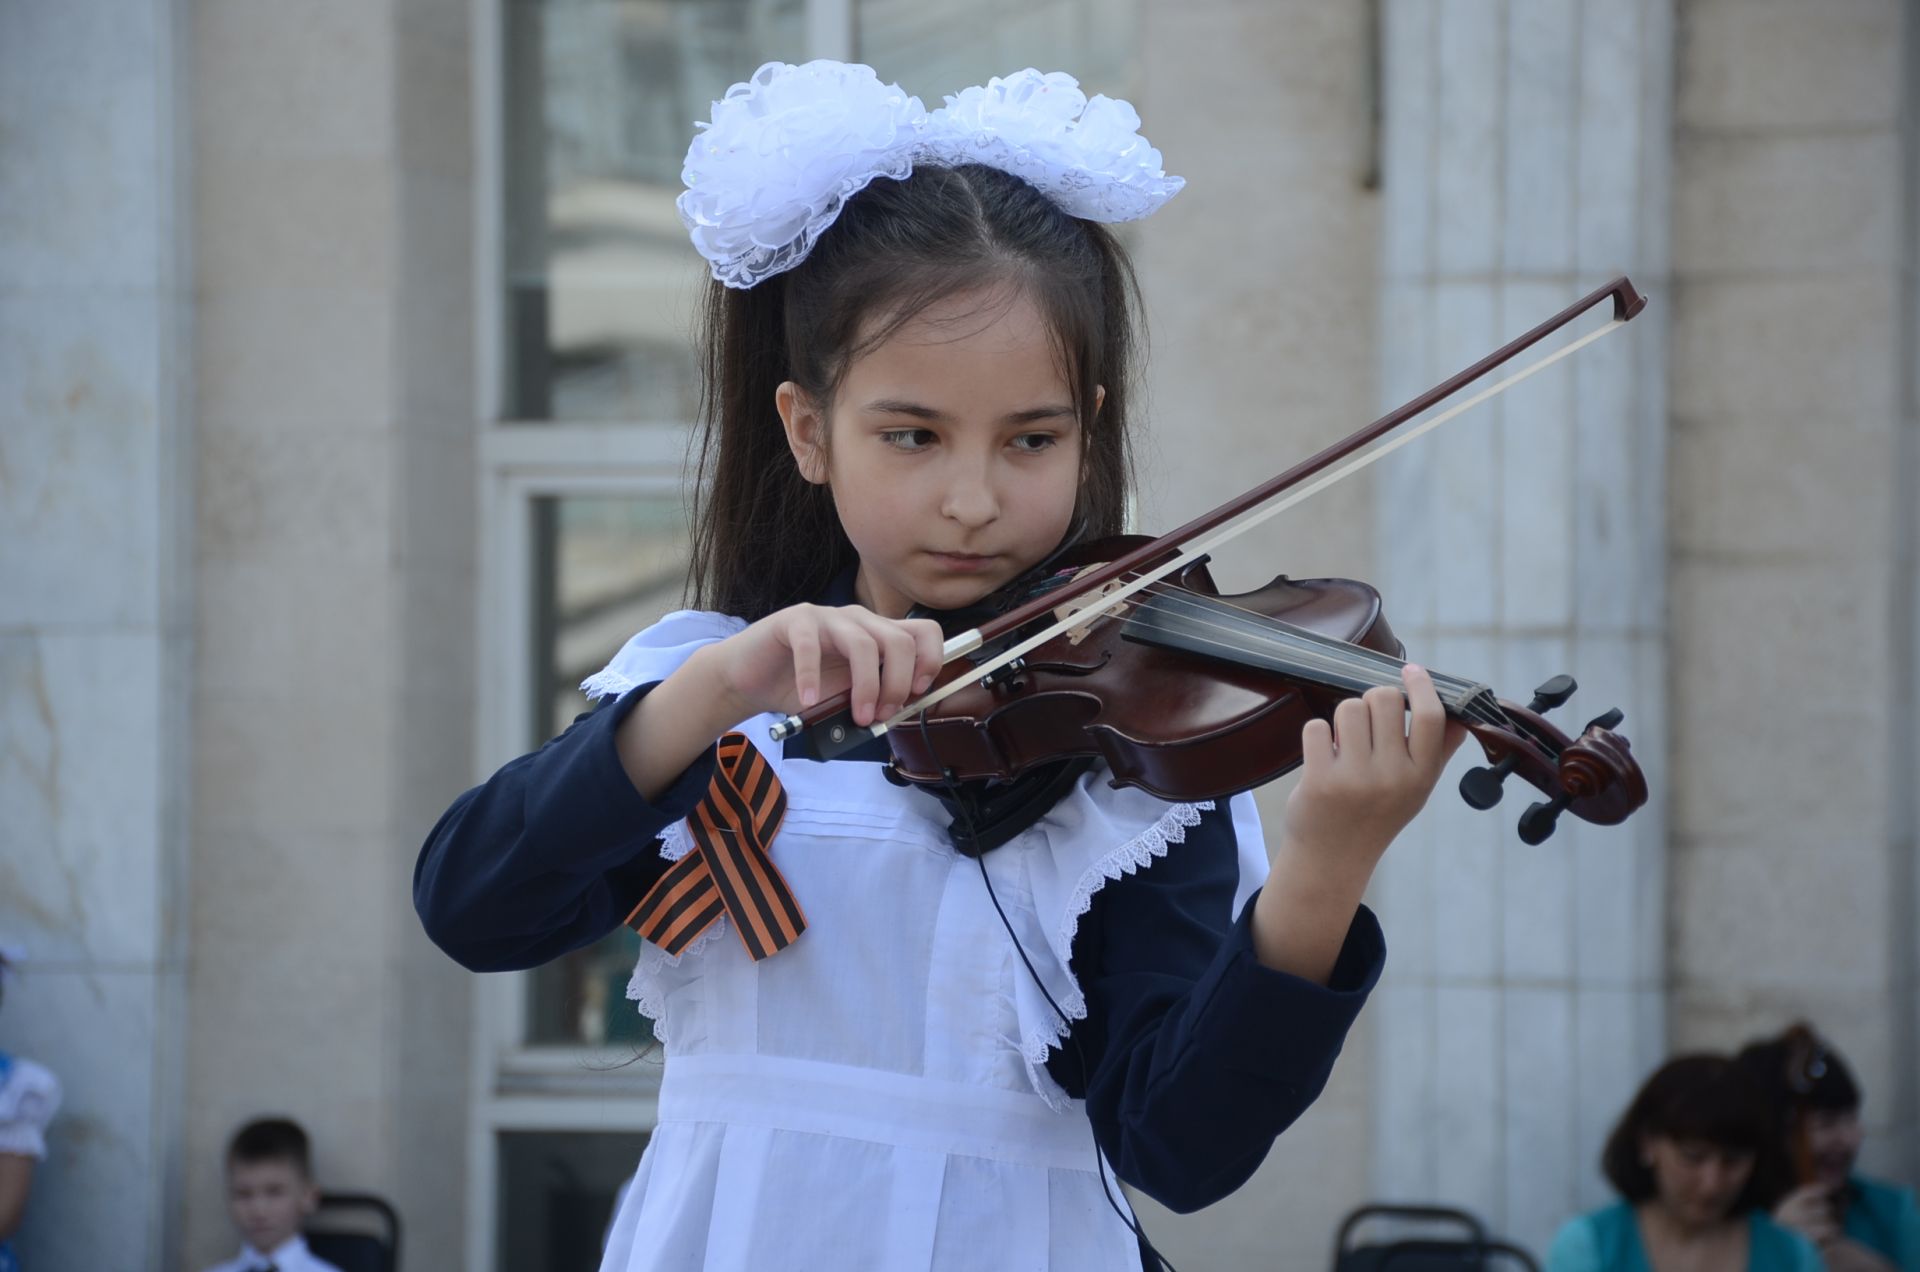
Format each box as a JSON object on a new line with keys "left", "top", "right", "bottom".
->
{"left": 413, "top": 684, "right": 716, "bottom": 971}
{"left": 1044, "top": 804, "right": 1385, "bottom": 1213}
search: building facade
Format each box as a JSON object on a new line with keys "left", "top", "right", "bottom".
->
{"left": 1, "top": 0, "right": 1913, "bottom": 1268}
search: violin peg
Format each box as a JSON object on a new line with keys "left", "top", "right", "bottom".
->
{"left": 1528, "top": 675, "right": 1577, "bottom": 713}
{"left": 1459, "top": 755, "right": 1516, "bottom": 810}
{"left": 1517, "top": 794, "right": 1571, "bottom": 845}
{"left": 1583, "top": 706, "right": 1624, "bottom": 734}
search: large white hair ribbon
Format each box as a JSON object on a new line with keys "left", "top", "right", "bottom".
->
{"left": 677, "top": 60, "right": 1185, "bottom": 289}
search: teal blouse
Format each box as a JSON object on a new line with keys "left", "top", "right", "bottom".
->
{"left": 1547, "top": 1202, "right": 1824, "bottom": 1272}
{"left": 1845, "top": 1175, "right": 1920, "bottom": 1270}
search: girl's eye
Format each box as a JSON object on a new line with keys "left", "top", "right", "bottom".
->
{"left": 1011, "top": 433, "right": 1057, "bottom": 454}
{"left": 879, "top": 429, "right": 935, "bottom": 451}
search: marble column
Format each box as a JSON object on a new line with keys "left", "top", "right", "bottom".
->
{"left": 1368, "top": 0, "right": 1673, "bottom": 1251}
{"left": 0, "top": 1, "right": 195, "bottom": 1266}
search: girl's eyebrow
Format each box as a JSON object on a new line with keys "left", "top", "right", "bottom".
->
{"left": 862, "top": 398, "right": 1077, "bottom": 424}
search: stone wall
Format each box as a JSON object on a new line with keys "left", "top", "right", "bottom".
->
{"left": 1667, "top": 0, "right": 1918, "bottom": 1183}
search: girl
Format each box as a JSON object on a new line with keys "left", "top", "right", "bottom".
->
{"left": 416, "top": 61, "right": 1463, "bottom": 1270}
{"left": 1547, "top": 1055, "right": 1820, "bottom": 1272}
{"left": 1737, "top": 1025, "right": 1920, "bottom": 1272}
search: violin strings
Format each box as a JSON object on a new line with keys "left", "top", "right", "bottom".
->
{"left": 1131, "top": 588, "right": 1512, "bottom": 731}
{"left": 1115, "top": 610, "right": 1508, "bottom": 734}
{"left": 1087, "top": 581, "right": 1434, "bottom": 685}
{"left": 1099, "top": 604, "right": 1506, "bottom": 736}
{"left": 1075, "top": 591, "right": 1505, "bottom": 733}
{"left": 1097, "top": 581, "right": 1512, "bottom": 731}
{"left": 1131, "top": 584, "right": 1424, "bottom": 685}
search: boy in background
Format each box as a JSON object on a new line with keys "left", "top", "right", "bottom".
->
{"left": 202, "top": 1118, "right": 343, "bottom": 1272}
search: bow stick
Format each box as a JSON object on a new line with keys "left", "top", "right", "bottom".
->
{"left": 771, "top": 275, "right": 1648, "bottom": 752}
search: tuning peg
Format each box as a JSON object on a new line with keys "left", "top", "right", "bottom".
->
{"left": 1584, "top": 706, "right": 1624, "bottom": 733}
{"left": 1460, "top": 754, "right": 1517, "bottom": 810}
{"left": 1518, "top": 793, "right": 1571, "bottom": 845}
{"left": 1528, "top": 675, "right": 1577, "bottom": 713}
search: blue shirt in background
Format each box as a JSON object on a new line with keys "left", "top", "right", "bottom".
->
{"left": 1845, "top": 1175, "right": 1920, "bottom": 1271}
{"left": 1547, "top": 1202, "right": 1823, "bottom": 1272}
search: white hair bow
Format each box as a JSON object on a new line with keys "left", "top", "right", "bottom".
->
{"left": 678, "top": 60, "right": 1185, "bottom": 289}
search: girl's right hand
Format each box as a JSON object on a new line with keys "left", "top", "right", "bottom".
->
{"left": 710, "top": 604, "right": 947, "bottom": 727}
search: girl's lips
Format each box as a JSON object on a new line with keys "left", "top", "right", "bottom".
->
{"left": 927, "top": 552, "right": 998, "bottom": 572}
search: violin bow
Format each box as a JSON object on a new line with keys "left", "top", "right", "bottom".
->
{"left": 772, "top": 275, "right": 1648, "bottom": 749}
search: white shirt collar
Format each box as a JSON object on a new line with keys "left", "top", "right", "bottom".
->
{"left": 237, "top": 1233, "right": 313, "bottom": 1270}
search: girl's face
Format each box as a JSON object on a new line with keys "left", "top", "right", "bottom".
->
{"left": 779, "top": 286, "right": 1093, "bottom": 619}
{"left": 1641, "top": 1134, "right": 1755, "bottom": 1229}
{"left": 1800, "top": 1107, "right": 1863, "bottom": 1188}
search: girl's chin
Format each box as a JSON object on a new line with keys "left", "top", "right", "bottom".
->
{"left": 902, "top": 570, "right": 1007, "bottom": 610}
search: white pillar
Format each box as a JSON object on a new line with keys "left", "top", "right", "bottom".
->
{"left": 0, "top": 1, "right": 195, "bottom": 1265}
{"left": 1369, "top": 0, "right": 1673, "bottom": 1250}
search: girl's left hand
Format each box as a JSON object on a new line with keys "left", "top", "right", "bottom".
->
{"left": 1282, "top": 664, "right": 1468, "bottom": 874}
{"left": 1254, "top": 664, "right": 1468, "bottom": 981}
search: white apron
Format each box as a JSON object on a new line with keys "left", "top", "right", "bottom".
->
{"left": 585, "top": 612, "right": 1267, "bottom": 1271}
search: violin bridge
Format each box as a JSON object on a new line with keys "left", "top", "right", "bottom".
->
{"left": 1052, "top": 575, "right": 1132, "bottom": 646}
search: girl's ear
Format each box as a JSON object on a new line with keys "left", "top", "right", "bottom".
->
{"left": 776, "top": 381, "right": 830, "bottom": 485}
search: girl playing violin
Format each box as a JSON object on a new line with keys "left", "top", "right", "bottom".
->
{"left": 415, "top": 60, "right": 1464, "bottom": 1271}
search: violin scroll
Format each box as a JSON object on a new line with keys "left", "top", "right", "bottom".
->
{"left": 1456, "top": 680, "right": 1648, "bottom": 843}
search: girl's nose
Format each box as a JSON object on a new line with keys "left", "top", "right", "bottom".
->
{"left": 940, "top": 462, "right": 999, "bottom": 527}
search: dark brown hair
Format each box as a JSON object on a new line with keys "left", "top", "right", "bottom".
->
{"left": 1734, "top": 1022, "right": 1862, "bottom": 1208}
{"left": 227, "top": 1116, "right": 314, "bottom": 1178}
{"left": 1600, "top": 1054, "right": 1784, "bottom": 1212}
{"left": 688, "top": 162, "right": 1143, "bottom": 620}
{"left": 1735, "top": 1022, "right": 1862, "bottom": 1113}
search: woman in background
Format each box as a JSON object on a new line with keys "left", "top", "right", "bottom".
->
{"left": 1548, "top": 1054, "right": 1821, "bottom": 1272}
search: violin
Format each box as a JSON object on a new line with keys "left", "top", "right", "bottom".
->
{"left": 773, "top": 277, "right": 1652, "bottom": 843}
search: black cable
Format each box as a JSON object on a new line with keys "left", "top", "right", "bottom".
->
{"left": 915, "top": 712, "right": 1178, "bottom": 1272}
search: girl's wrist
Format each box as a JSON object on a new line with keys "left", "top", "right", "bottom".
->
{"left": 1269, "top": 832, "right": 1382, "bottom": 898}
{"left": 614, "top": 643, "right": 750, "bottom": 801}
{"left": 1251, "top": 839, "right": 1377, "bottom": 982}
{"left": 682, "top": 640, "right": 755, "bottom": 732}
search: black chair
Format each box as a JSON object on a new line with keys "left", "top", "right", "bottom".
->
{"left": 1333, "top": 1204, "right": 1488, "bottom": 1272}
{"left": 306, "top": 1190, "right": 401, "bottom": 1272}
{"left": 1332, "top": 1204, "right": 1540, "bottom": 1272}
{"left": 1378, "top": 1239, "right": 1540, "bottom": 1272}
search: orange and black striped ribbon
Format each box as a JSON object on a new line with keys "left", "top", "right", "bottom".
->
{"left": 625, "top": 732, "right": 804, "bottom": 961}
